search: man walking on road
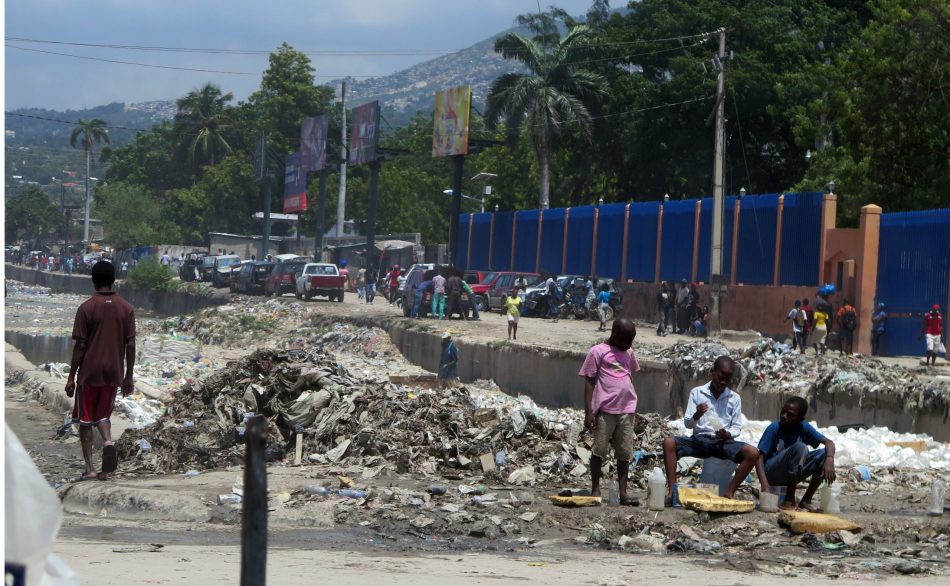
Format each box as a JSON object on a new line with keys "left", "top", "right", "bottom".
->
{"left": 837, "top": 301, "right": 858, "bottom": 355}
{"left": 65, "top": 261, "right": 136, "bottom": 481}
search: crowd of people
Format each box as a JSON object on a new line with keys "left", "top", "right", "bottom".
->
{"left": 656, "top": 279, "right": 709, "bottom": 338}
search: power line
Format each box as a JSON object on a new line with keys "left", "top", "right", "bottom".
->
{"left": 6, "top": 44, "right": 261, "bottom": 75}
{"left": 6, "top": 31, "right": 718, "bottom": 56}
{"left": 5, "top": 111, "right": 158, "bottom": 133}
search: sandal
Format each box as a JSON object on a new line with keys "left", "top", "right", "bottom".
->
{"left": 76, "top": 471, "right": 97, "bottom": 482}
{"left": 101, "top": 444, "right": 118, "bottom": 474}
{"left": 620, "top": 496, "right": 640, "bottom": 507}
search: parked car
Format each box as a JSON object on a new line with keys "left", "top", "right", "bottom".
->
{"left": 198, "top": 255, "right": 218, "bottom": 282}
{"left": 210, "top": 255, "right": 242, "bottom": 288}
{"left": 230, "top": 261, "right": 275, "bottom": 294}
{"left": 486, "top": 272, "right": 543, "bottom": 311}
{"left": 463, "top": 271, "right": 493, "bottom": 286}
{"left": 399, "top": 263, "right": 436, "bottom": 315}
{"left": 264, "top": 259, "right": 307, "bottom": 297}
{"left": 467, "top": 272, "right": 500, "bottom": 312}
{"left": 295, "top": 263, "right": 346, "bottom": 301}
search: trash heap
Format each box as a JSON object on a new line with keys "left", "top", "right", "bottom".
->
{"left": 117, "top": 347, "right": 674, "bottom": 483}
{"left": 662, "top": 338, "right": 950, "bottom": 416}
{"left": 158, "top": 299, "right": 309, "bottom": 347}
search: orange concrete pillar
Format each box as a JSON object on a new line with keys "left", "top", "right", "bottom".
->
{"left": 535, "top": 209, "right": 543, "bottom": 273}
{"left": 730, "top": 198, "right": 741, "bottom": 285}
{"left": 591, "top": 206, "right": 600, "bottom": 277}
{"left": 510, "top": 211, "right": 518, "bottom": 271}
{"left": 465, "top": 212, "right": 474, "bottom": 270}
{"left": 654, "top": 205, "right": 664, "bottom": 283}
{"left": 620, "top": 204, "right": 631, "bottom": 282}
{"left": 854, "top": 204, "right": 882, "bottom": 354}
{"left": 773, "top": 194, "right": 785, "bottom": 286}
{"left": 691, "top": 199, "right": 701, "bottom": 283}
{"left": 488, "top": 212, "right": 496, "bottom": 271}
{"left": 561, "top": 208, "right": 570, "bottom": 275}
{"left": 818, "top": 192, "right": 838, "bottom": 285}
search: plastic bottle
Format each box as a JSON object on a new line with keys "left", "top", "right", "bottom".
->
{"left": 647, "top": 467, "right": 666, "bottom": 511}
{"left": 336, "top": 489, "right": 367, "bottom": 499}
{"left": 819, "top": 482, "right": 841, "bottom": 513}
{"left": 306, "top": 485, "right": 329, "bottom": 496}
{"left": 928, "top": 478, "right": 945, "bottom": 516}
{"left": 704, "top": 412, "right": 724, "bottom": 432}
{"left": 607, "top": 480, "right": 620, "bottom": 505}
{"left": 426, "top": 484, "right": 447, "bottom": 496}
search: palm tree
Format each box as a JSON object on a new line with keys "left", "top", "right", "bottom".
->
{"left": 174, "top": 83, "right": 234, "bottom": 167}
{"left": 485, "top": 25, "right": 606, "bottom": 210}
{"left": 70, "top": 118, "right": 110, "bottom": 244}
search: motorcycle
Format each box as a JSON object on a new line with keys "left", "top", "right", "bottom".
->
{"left": 522, "top": 289, "right": 566, "bottom": 318}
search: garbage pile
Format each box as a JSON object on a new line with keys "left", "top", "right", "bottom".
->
{"left": 117, "top": 347, "right": 674, "bottom": 483}
{"left": 663, "top": 338, "right": 950, "bottom": 416}
{"left": 5, "top": 279, "right": 53, "bottom": 297}
{"left": 158, "top": 299, "right": 309, "bottom": 347}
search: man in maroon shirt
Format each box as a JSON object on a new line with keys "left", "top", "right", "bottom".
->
{"left": 923, "top": 304, "right": 943, "bottom": 367}
{"left": 66, "top": 261, "right": 136, "bottom": 481}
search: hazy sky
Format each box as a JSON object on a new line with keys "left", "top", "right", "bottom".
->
{"left": 5, "top": 0, "right": 596, "bottom": 111}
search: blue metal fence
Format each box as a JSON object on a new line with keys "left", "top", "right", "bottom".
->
{"left": 876, "top": 208, "right": 950, "bottom": 357}
{"left": 459, "top": 192, "right": 823, "bottom": 284}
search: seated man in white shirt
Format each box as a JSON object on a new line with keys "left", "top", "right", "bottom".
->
{"left": 662, "top": 356, "right": 765, "bottom": 502}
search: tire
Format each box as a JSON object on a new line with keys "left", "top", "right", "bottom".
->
{"left": 602, "top": 306, "right": 615, "bottom": 322}
{"left": 476, "top": 295, "right": 488, "bottom": 312}
{"left": 337, "top": 292, "right": 345, "bottom": 302}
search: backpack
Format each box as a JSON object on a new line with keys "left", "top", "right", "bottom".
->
{"left": 842, "top": 308, "right": 857, "bottom": 330}
{"left": 794, "top": 308, "right": 806, "bottom": 328}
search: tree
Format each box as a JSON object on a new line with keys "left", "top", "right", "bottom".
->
{"left": 794, "top": 0, "right": 949, "bottom": 223}
{"left": 5, "top": 186, "right": 60, "bottom": 244}
{"left": 485, "top": 25, "right": 607, "bottom": 209}
{"left": 95, "top": 182, "right": 180, "bottom": 249}
{"left": 247, "top": 43, "right": 335, "bottom": 155}
{"left": 173, "top": 83, "right": 234, "bottom": 168}
{"left": 70, "top": 118, "right": 110, "bottom": 244}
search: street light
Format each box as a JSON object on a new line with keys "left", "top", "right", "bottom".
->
{"left": 664, "top": 193, "right": 670, "bottom": 202}
{"left": 470, "top": 172, "right": 497, "bottom": 214}
{"left": 828, "top": 180, "right": 836, "bottom": 194}
{"left": 598, "top": 197, "right": 604, "bottom": 206}
{"left": 739, "top": 187, "right": 746, "bottom": 198}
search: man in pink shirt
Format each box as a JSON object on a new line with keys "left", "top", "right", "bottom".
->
{"left": 579, "top": 317, "right": 640, "bottom": 505}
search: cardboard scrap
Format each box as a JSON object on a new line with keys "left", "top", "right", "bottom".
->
{"left": 479, "top": 453, "right": 497, "bottom": 473}
{"left": 778, "top": 510, "right": 861, "bottom": 534}
{"left": 547, "top": 494, "right": 602, "bottom": 507}
{"left": 885, "top": 440, "right": 928, "bottom": 453}
{"left": 678, "top": 486, "right": 755, "bottom": 513}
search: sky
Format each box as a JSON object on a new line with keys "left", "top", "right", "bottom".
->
{"left": 4, "top": 0, "right": 596, "bottom": 111}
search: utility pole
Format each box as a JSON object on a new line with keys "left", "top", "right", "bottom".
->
{"left": 314, "top": 170, "right": 328, "bottom": 261}
{"left": 257, "top": 131, "right": 272, "bottom": 260}
{"left": 448, "top": 155, "right": 464, "bottom": 266}
{"left": 336, "top": 82, "right": 347, "bottom": 237}
{"left": 82, "top": 148, "right": 91, "bottom": 246}
{"left": 708, "top": 27, "right": 727, "bottom": 333}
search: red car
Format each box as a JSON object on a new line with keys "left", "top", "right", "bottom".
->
{"left": 264, "top": 260, "right": 307, "bottom": 297}
{"left": 467, "top": 272, "right": 498, "bottom": 312}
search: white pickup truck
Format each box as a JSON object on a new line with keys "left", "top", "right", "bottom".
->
{"left": 294, "top": 263, "right": 346, "bottom": 301}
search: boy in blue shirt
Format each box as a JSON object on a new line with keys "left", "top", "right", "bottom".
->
{"left": 757, "top": 396, "right": 836, "bottom": 511}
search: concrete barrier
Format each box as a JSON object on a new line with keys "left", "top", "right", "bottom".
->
{"left": 5, "top": 264, "right": 228, "bottom": 316}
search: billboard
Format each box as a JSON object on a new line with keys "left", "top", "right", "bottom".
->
{"left": 348, "top": 101, "right": 380, "bottom": 166}
{"left": 432, "top": 85, "right": 472, "bottom": 157}
{"left": 300, "top": 115, "right": 329, "bottom": 173}
{"left": 283, "top": 152, "right": 308, "bottom": 213}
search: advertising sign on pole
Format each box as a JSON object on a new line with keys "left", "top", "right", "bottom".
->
{"left": 432, "top": 85, "right": 472, "bottom": 157}
{"left": 283, "top": 152, "right": 308, "bottom": 213}
{"left": 348, "top": 101, "right": 380, "bottom": 166}
{"left": 299, "top": 115, "right": 329, "bottom": 173}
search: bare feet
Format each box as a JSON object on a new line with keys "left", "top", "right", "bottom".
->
{"left": 797, "top": 501, "right": 817, "bottom": 512}
{"left": 779, "top": 500, "right": 798, "bottom": 511}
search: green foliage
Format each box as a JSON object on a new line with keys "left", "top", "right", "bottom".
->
{"left": 70, "top": 118, "right": 110, "bottom": 152}
{"left": 173, "top": 83, "right": 235, "bottom": 168}
{"left": 126, "top": 254, "right": 176, "bottom": 292}
{"left": 95, "top": 182, "right": 180, "bottom": 249}
{"left": 485, "top": 24, "right": 607, "bottom": 209}
{"left": 5, "top": 186, "right": 61, "bottom": 242}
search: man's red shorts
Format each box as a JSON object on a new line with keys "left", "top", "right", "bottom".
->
{"left": 72, "top": 385, "right": 117, "bottom": 426}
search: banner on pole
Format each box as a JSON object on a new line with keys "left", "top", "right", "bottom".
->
{"left": 432, "top": 85, "right": 472, "bottom": 157}
{"left": 300, "top": 115, "right": 329, "bottom": 173}
{"left": 283, "top": 152, "right": 308, "bottom": 213}
{"left": 348, "top": 101, "right": 380, "bottom": 166}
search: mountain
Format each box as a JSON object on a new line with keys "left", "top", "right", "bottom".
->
{"left": 5, "top": 101, "right": 176, "bottom": 148}
{"left": 331, "top": 31, "right": 523, "bottom": 126}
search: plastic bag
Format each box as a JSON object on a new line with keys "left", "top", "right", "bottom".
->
{"left": 5, "top": 423, "right": 80, "bottom": 586}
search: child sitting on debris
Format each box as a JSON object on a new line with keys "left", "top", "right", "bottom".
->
{"left": 579, "top": 317, "right": 640, "bottom": 505}
{"left": 757, "top": 396, "right": 837, "bottom": 511}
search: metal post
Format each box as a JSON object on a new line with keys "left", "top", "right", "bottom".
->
{"left": 561, "top": 208, "right": 570, "bottom": 275}
{"left": 314, "top": 170, "right": 328, "bottom": 261}
{"left": 337, "top": 81, "right": 347, "bottom": 237}
{"left": 240, "top": 415, "right": 268, "bottom": 586}
{"left": 620, "top": 204, "right": 631, "bottom": 282}
{"left": 773, "top": 194, "right": 785, "bottom": 286}
{"left": 709, "top": 27, "right": 727, "bottom": 332}
{"left": 82, "top": 148, "right": 91, "bottom": 246}
{"left": 591, "top": 206, "right": 600, "bottom": 277}
{"left": 488, "top": 211, "right": 496, "bottom": 271}
{"left": 466, "top": 212, "right": 474, "bottom": 271}
{"left": 262, "top": 180, "right": 272, "bottom": 260}
{"left": 366, "top": 162, "right": 380, "bottom": 271}
{"left": 535, "top": 209, "right": 543, "bottom": 273}
{"left": 448, "top": 155, "right": 464, "bottom": 266}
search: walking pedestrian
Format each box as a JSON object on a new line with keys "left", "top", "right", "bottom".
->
{"left": 356, "top": 266, "right": 367, "bottom": 301}
{"left": 338, "top": 260, "right": 349, "bottom": 291}
{"left": 431, "top": 272, "right": 446, "bottom": 320}
{"left": 922, "top": 305, "right": 943, "bottom": 367}
{"left": 545, "top": 276, "right": 560, "bottom": 322}
{"left": 800, "top": 299, "right": 813, "bottom": 352}
{"left": 675, "top": 278, "right": 689, "bottom": 333}
{"left": 812, "top": 305, "right": 829, "bottom": 355}
{"left": 785, "top": 300, "right": 805, "bottom": 351}
{"left": 656, "top": 281, "right": 671, "bottom": 336}
{"left": 65, "top": 261, "right": 136, "bottom": 481}
{"left": 836, "top": 301, "right": 857, "bottom": 355}
{"left": 871, "top": 303, "right": 887, "bottom": 356}
{"left": 438, "top": 332, "right": 459, "bottom": 388}
{"left": 580, "top": 317, "right": 641, "bottom": 506}
{"left": 504, "top": 290, "right": 521, "bottom": 340}
{"left": 365, "top": 267, "right": 377, "bottom": 304}
{"left": 387, "top": 265, "right": 401, "bottom": 305}
{"left": 596, "top": 283, "right": 611, "bottom": 331}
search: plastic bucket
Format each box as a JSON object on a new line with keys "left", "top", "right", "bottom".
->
{"left": 759, "top": 491, "right": 779, "bottom": 513}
